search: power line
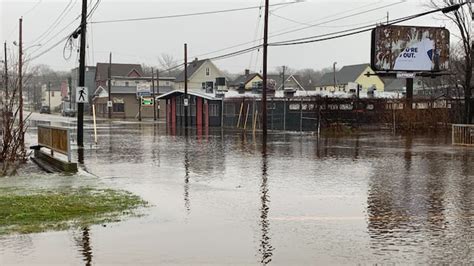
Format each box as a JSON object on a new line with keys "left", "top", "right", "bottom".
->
{"left": 270, "top": 2, "right": 469, "bottom": 46}
{"left": 90, "top": 1, "right": 299, "bottom": 24}
{"left": 30, "top": 0, "right": 77, "bottom": 46}
{"left": 187, "top": 1, "right": 404, "bottom": 61}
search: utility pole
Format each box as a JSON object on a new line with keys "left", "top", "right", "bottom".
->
{"left": 48, "top": 81, "right": 51, "bottom": 110}
{"left": 156, "top": 68, "right": 159, "bottom": 119}
{"left": 108, "top": 52, "right": 112, "bottom": 119}
{"left": 4, "top": 42, "right": 8, "bottom": 101}
{"left": 281, "top": 65, "right": 286, "bottom": 91}
{"left": 68, "top": 77, "right": 72, "bottom": 108}
{"left": 152, "top": 67, "right": 156, "bottom": 121}
{"left": 262, "top": 0, "right": 269, "bottom": 138}
{"left": 18, "top": 17, "right": 24, "bottom": 149}
{"left": 184, "top": 43, "right": 188, "bottom": 129}
{"left": 333, "top": 62, "right": 337, "bottom": 92}
{"left": 77, "top": 0, "right": 87, "bottom": 147}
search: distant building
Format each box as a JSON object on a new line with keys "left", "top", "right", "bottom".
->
{"left": 228, "top": 69, "right": 263, "bottom": 91}
{"left": 41, "top": 84, "right": 62, "bottom": 112}
{"left": 92, "top": 62, "right": 175, "bottom": 119}
{"left": 267, "top": 74, "right": 306, "bottom": 91}
{"left": 71, "top": 66, "right": 96, "bottom": 111}
{"left": 317, "top": 63, "right": 384, "bottom": 93}
{"left": 175, "top": 58, "right": 227, "bottom": 93}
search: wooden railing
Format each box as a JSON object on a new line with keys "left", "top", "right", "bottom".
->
{"left": 452, "top": 124, "right": 474, "bottom": 146}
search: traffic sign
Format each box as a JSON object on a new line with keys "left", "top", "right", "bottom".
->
{"left": 183, "top": 98, "right": 189, "bottom": 107}
{"left": 107, "top": 101, "right": 113, "bottom": 107}
{"left": 76, "top": 87, "right": 88, "bottom": 103}
{"left": 141, "top": 97, "right": 154, "bottom": 106}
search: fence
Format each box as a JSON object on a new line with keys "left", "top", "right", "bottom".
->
{"left": 452, "top": 124, "right": 474, "bottom": 146}
{"left": 37, "top": 125, "right": 72, "bottom": 162}
{"left": 223, "top": 96, "right": 463, "bottom": 132}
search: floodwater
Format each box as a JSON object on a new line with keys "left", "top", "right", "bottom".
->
{"left": 1, "top": 115, "right": 473, "bottom": 265}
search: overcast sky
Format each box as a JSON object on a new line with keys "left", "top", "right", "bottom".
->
{"left": 0, "top": 0, "right": 464, "bottom": 74}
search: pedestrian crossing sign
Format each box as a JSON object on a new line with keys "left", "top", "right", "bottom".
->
{"left": 76, "top": 87, "right": 89, "bottom": 103}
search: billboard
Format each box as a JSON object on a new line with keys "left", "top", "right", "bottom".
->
{"left": 136, "top": 83, "right": 151, "bottom": 97}
{"left": 371, "top": 25, "right": 450, "bottom": 72}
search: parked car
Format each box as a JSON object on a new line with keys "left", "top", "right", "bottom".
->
{"left": 61, "top": 108, "right": 76, "bottom": 117}
{"left": 39, "top": 106, "right": 51, "bottom": 114}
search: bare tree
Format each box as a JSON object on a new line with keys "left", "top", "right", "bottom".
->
{"left": 158, "top": 53, "right": 178, "bottom": 76}
{"left": 430, "top": 0, "right": 472, "bottom": 123}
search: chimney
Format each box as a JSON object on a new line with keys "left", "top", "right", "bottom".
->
{"left": 245, "top": 69, "right": 250, "bottom": 76}
{"left": 193, "top": 58, "right": 198, "bottom": 67}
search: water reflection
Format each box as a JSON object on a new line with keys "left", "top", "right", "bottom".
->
{"left": 74, "top": 227, "right": 93, "bottom": 266}
{"left": 258, "top": 140, "right": 274, "bottom": 265}
{"left": 184, "top": 137, "right": 191, "bottom": 214}
{"left": 366, "top": 135, "right": 473, "bottom": 262}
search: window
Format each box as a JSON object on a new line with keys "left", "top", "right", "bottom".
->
{"left": 209, "top": 104, "right": 219, "bottom": 117}
{"left": 125, "top": 81, "right": 129, "bottom": 87}
{"left": 206, "top": 67, "right": 210, "bottom": 76}
{"left": 113, "top": 103, "right": 125, "bottom": 112}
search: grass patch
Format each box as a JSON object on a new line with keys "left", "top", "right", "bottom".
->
{"left": 0, "top": 187, "right": 147, "bottom": 235}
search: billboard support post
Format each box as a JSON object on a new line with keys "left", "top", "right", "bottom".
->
{"left": 406, "top": 78, "right": 413, "bottom": 109}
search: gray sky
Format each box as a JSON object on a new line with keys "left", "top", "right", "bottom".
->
{"left": 0, "top": 0, "right": 463, "bottom": 74}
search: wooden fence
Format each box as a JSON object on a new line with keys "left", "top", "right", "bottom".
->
{"left": 452, "top": 124, "right": 474, "bottom": 146}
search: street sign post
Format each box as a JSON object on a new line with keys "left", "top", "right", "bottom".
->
{"left": 107, "top": 100, "right": 113, "bottom": 107}
{"left": 183, "top": 98, "right": 189, "bottom": 107}
{"left": 76, "top": 87, "right": 88, "bottom": 103}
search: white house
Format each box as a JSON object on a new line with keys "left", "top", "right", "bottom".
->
{"left": 174, "top": 58, "right": 227, "bottom": 92}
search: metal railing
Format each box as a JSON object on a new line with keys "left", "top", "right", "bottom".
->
{"left": 452, "top": 124, "right": 474, "bottom": 146}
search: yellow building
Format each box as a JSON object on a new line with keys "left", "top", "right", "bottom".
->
{"left": 229, "top": 70, "right": 263, "bottom": 91}
{"left": 317, "top": 63, "right": 384, "bottom": 93}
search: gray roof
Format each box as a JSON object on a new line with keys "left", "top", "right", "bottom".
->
{"left": 230, "top": 73, "right": 262, "bottom": 86}
{"left": 175, "top": 59, "right": 207, "bottom": 82}
{"left": 95, "top": 63, "right": 143, "bottom": 81}
{"left": 318, "top": 63, "right": 369, "bottom": 86}
{"left": 107, "top": 85, "right": 173, "bottom": 95}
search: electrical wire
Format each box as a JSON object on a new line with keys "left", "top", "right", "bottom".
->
{"left": 30, "top": 0, "right": 77, "bottom": 46}
{"left": 270, "top": 2, "right": 468, "bottom": 46}
{"left": 187, "top": 1, "right": 403, "bottom": 61}
{"left": 89, "top": 1, "right": 299, "bottom": 24}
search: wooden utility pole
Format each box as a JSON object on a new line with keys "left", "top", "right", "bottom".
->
{"left": 48, "top": 81, "right": 51, "bottom": 110}
{"left": 156, "top": 69, "right": 159, "bottom": 119}
{"left": 68, "top": 76, "right": 72, "bottom": 108}
{"left": 333, "top": 62, "right": 337, "bottom": 92}
{"left": 262, "top": 0, "right": 269, "bottom": 138}
{"left": 77, "top": 0, "right": 87, "bottom": 147}
{"left": 18, "top": 17, "right": 24, "bottom": 149}
{"left": 108, "top": 52, "right": 112, "bottom": 119}
{"left": 152, "top": 67, "right": 156, "bottom": 121}
{"left": 4, "top": 42, "right": 8, "bottom": 100}
{"left": 281, "top": 65, "right": 286, "bottom": 91}
{"left": 184, "top": 43, "right": 188, "bottom": 128}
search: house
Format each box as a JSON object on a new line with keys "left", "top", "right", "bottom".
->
{"left": 93, "top": 75, "right": 175, "bottom": 119}
{"left": 228, "top": 69, "right": 263, "bottom": 91}
{"left": 157, "top": 90, "right": 223, "bottom": 128}
{"left": 267, "top": 74, "right": 306, "bottom": 91}
{"left": 175, "top": 58, "right": 227, "bottom": 92}
{"left": 41, "top": 83, "right": 63, "bottom": 112}
{"left": 92, "top": 62, "right": 175, "bottom": 119}
{"left": 317, "top": 63, "right": 384, "bottom": 93}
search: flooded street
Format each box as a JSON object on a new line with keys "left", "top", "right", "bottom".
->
{"left": 1, "top": 115, "right": 473, "bottom": 265}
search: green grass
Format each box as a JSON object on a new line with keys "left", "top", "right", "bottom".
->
{"left": 0, "top": 187, "right": 147, "bottom": 235}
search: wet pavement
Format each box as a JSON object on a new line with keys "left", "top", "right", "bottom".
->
{"left": 1, "top": 113, "right": 473, "bottom": 265}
